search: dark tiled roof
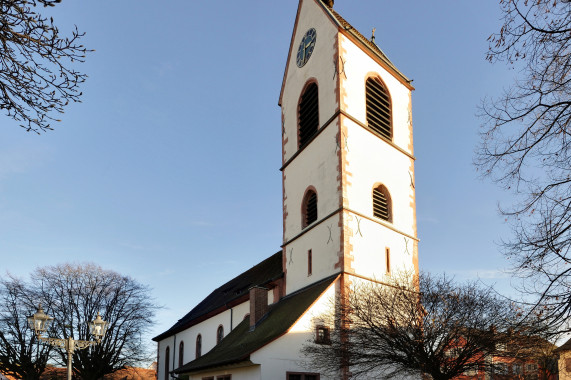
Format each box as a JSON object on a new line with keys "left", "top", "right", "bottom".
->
{"left": 174, "top": 275, "right": 338, "bottom": 376}
{"left": 555, "top": 337, "right": 571, "bottom": 353}
{"left": 321, "top": 2, "right": 411, "bottom": 85}
{"left": 153, "top": 252, "right": 284, "bottom": 342}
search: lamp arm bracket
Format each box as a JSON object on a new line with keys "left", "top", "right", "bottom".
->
{"left": 74, "top": 339, "right": 97, "bottom": 351}
{"left": 38, "top": 336, "right": 97, "bottom": 352}
{"left": 39, "top": 336, "right": 66, "bottom": 349}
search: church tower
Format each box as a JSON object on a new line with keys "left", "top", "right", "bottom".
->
{"left": 154, "top": 3, "right": 421, "bottom": 379}
{"left": 279, "top": 0, "right": 418, "bottom": 295}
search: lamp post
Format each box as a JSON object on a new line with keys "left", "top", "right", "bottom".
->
{"left": 28, "top": 304, "right": 108, "bottom": 380}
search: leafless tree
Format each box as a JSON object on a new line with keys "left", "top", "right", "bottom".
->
{"left": 476, "top": 0, "right": 571, "bottom": 330}
{"left": 0, "top": 0, "right": 90, "bottom": 133}
{"left": 302, "top": 273, "right": 554, "bottom": 380}
{"left": 0, "top": 264, "right": 157, "bottom": 380}
{"left": 0, "top": 275, "right": 52, "bottom": 379}
{"left": 30, "top": 263, "right": 158, "bottom": 380}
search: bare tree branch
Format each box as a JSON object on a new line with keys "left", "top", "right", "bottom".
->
{"left": 0, "top": 264, "right": 159, "bottom": 380}
{"left": 302, "top": 273, "right": 556, "bottom": 380}
{"left": 30, "top": 263, "right": 159, "bottom": 380}
{"left": 476, "top": 0, "right": 571, "bottom": 332}
{"left": 0, "top": 0, "right": 90, "bottom": 133}
{"left": 0, "top": 274, "right": 52, "bottom": 379}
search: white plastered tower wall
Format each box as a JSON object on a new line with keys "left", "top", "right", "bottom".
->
{"left": 280, "top": 0, "right": 418, "bottom": 295}
{"left": 281, "top": 0, "right": 345, "bottom": 295}
{"left": 338, "top": 31, "right": 418, "bottom": 281}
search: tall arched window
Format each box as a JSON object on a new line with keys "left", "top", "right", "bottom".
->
{"left": 373, "top": 184, "right": 392, "bottom": 222}
{"left": 302, "top": 189, "right": 318, "bottom": 228}
{"left": 217, "top": 325, "right": 224, "bottom": 344}
{"left": 298, "top": 82, "right": 319, "bottom": 148}
{"left": 366, "top": 77, "right": 392, "bottom": 140}
{"left": 178, "top": 341, "right": 184, "bottom": 368}
{"left": 195, "top": 334, "right": 202, "bottom": 359}
{"left": 164, "top": 346, "right": 170, "bottom": 380}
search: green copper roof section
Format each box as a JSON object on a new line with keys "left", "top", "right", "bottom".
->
{"left": 174, "top": 275, "right": 338, "bottom": 376}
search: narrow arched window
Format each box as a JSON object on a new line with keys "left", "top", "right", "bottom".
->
{"left": 366, "top": 77, "right": 392, "bottom": 140}
{"left": 298, "top": 82, "right": 319, "bottom": 148}
{"left": 217, "top": 325, "right": 224, "bottom": 344}
{"left": 373, "top": 185, "right": 392, "bottom": 222}
{"left": 178, "top": 341, "right": 184, "bottom": 368}
{"left": 164, "top": 346, "right": 170, "bottom": 380}
{"left": 302, "top": 189, "right": 318, "bottom": 228}
{"left": 195, "top": 334, "right": 202, "bottom": 359}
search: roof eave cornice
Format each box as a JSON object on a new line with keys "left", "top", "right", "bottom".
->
{"left": 317, "top": 2, "right": 415, "bottom": 91}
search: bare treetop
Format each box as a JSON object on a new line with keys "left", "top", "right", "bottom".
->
{"left": 0, "top": 0, "right": 90, "bottom": 133}
{"left": 477, "top": 0, "right": 571, "bottom": 331}
{"left": 302, "top": 273, "right": 556, "bottom": 379}
{"left": 0, "top": 263, "right": 158, "bottom": 380}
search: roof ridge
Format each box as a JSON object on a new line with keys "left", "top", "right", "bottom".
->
{"left": 319, "top": 3, "right": 412, "bottom": 85}
{"left": 214, "top": 251, "right": 283, "bottom": 292}
{"left": 279, "top": 273, "right": 339, "bottom": 301}
{"left": 153, "top": 251, "right": 283, "bottom": 341}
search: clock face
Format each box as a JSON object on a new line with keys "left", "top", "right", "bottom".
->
{"left": 296, "top": 28, "right": 317, "bottom": 68}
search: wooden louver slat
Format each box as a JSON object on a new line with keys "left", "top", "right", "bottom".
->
{"left": 299, "top": 83, "right": 319, "bottom": 147}
{"left": 305, "top": 191, "right": 318, "bottom": 226}
{"left": 366, "top": 78, "right": 391, "bottom": 140}
{"left": 373, "top": 187, "right": 390, "bottom": 221}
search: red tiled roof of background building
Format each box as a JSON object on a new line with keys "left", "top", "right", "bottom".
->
{"left": 3, "top": 366, "right": 156, "bottom": 380}
{"left": 103, "top": 367, "right": 156, "bottom": 380}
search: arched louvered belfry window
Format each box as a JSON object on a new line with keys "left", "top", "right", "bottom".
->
{"left": 298, "top": 82, "right": 319, "bottom": 148}
{"left": 302, "top": 189, "right": 318, "bottom": 228}
{"left": 178, "top": 341, "right": 184, "bottom": 368}
{"left": 217, "top": 325, "right": 224, "bottom": 344}
{"left": 164, "top": 346, "right": 170, "bottom": 380}
{"left": 195, "top": 334, "right": 202, "bottom": 359}
{"left": 373, "top": 184, "right": 392, "bottom": 222}
{"left": 366, "top": 77, "right": 392, "bottom": 140}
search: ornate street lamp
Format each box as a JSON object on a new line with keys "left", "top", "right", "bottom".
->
{"left": 89, "top": 312, "right": 108, "bottom": 342}
{"left": 27, "top": 304, "right": 53, "bottom": 336}
{"left": 28, "top": 304, "right": 108, "bottom": 380}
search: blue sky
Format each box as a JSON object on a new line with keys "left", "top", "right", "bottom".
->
{"left": 0, "top": 1, "right": 517, "bottom": 347}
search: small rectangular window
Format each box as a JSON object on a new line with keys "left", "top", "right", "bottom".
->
{"left": 287, "top": 373, "right": 320, "bottom": 380}
{"left": 526, "top": 363, "right": 538, "bottom": 374}
{"left": 513, "top": 363, "right": 522, "bottom": 375}
{"left": 308, "top": 249, "right": 312, "bottom": 276}
{"left": 315, "top": 325, "right": 330, "bottom": 344}
{"left": 495, "top": 363, "right": 508, "bottom": 375}
{"left": 566, "top": 358, "right": 571, "bottom": 372}
{"left": 385, "top": 247, "right": 390, "bottom": 274}
{"left": 216, "top": 376, "right": 231, "bottom": 380}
